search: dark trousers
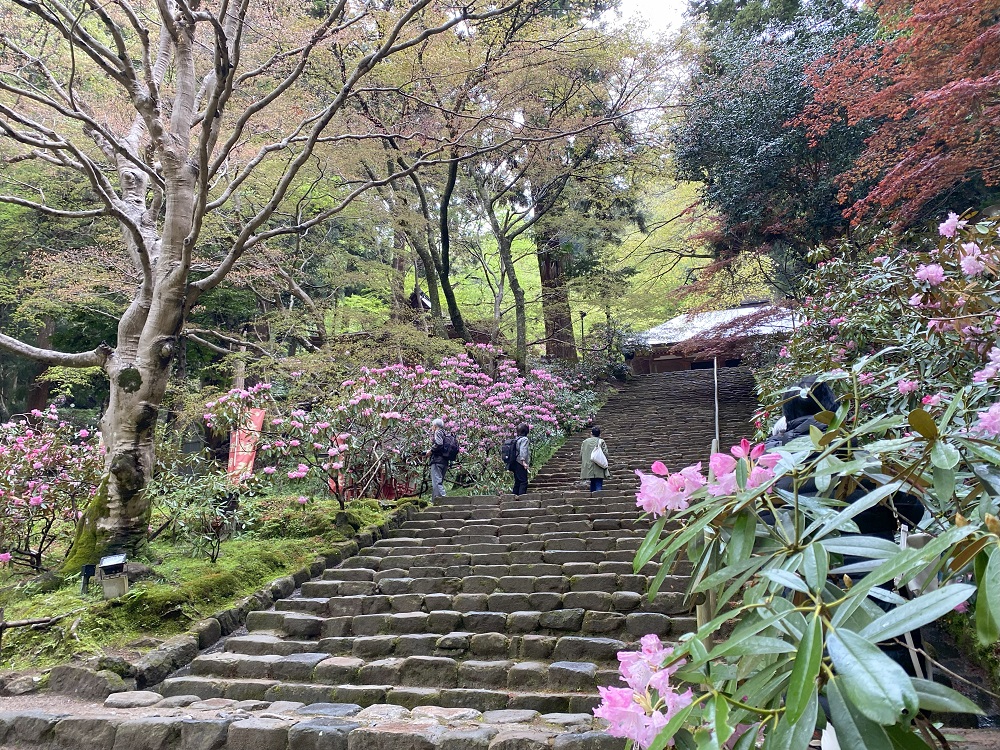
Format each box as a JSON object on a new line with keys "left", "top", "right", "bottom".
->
{"left": 589, "top": 478, "right": 604, "bottom": 493}
{"left": 512, "top": 464, "right": 529, "bottom": 495}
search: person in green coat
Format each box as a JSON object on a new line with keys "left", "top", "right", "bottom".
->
{"left": 580, "top": 426, "right": 609, "bottom": 492}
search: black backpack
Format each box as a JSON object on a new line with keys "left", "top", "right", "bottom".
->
{"left": 441, "top": 432, "right": 460, "bottom": 461}
{"left": 501, "top": 437, "right": 518, "bottom": 470}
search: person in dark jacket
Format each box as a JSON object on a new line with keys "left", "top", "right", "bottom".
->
{"left": 767, "top": 375, "right": 924, "bottom": 537}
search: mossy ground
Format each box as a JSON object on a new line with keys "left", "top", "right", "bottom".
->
{"left": 0, "top": 495, "right": 393, "bottom": 673}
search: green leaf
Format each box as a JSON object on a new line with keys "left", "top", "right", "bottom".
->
{"left": 933, "top": 466, "right": 956, "bottom": 504}
{"left": 723, "top": 636, "right": 798, "bottom": 656}
{"left": 634, "top": 516, "right": 668, "bottom": 571}
{"left": 731, "top": 726, "right": 759, "bottom": 750}
{"left": 960, "top": 438, "right": 1000, "bottom": 467}
{"left": 827, "top": 629, "right": 918, "bottom": 725}
{"left": 907, "top": 409, "right": 937, "bottom": 440}
{"left": 736, "top": 457, "right": 748, "bottom": 491}
{"left": 820, "top": 536, "right": 902, "bottom": 559}
{"left": 786, "top": 613, "right": 823, "bottom": 723}
{"left": 761, "top": 568, "right": 810, "bottom": 594}
{"left": 859, "top": 584, "right": 976, "bottom": 643}
{"left": 766, "top": 688, "right": 816, "bottom": 750}
{"left": 930, "top": 441, "right": 960, "bottom": 470}
{"left": 810, "top": 481, "right": 904, "bottom": 540}
{"left": 911, "top": 677, "right": 985, "bottom": 714}
{"left": 647, "top": 563, "right": 671, "bottom": 598}
{"left": 802, "top": 542, "right": 829, "bottom": 591}
{"left": 726, "top": 511, "right": 756, "bottom": 566}
{"left": 713, "top": 694, "right": 732, "bottom": 746}
{"left": 984, "top": 546, "right": 1000, "bottom": 640}
{"left": 826, "top": 678, "right": 892, "bottom": 750}
{"left": 646, "top": 703, "right": 695, "bottom": 750}
{"left": 884, "top": 724, "right": 935, "bottom": 750}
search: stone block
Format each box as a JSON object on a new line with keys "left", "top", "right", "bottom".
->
{"left": 295, "top": 704, "right": 364, "bottom": 718}
{"left": 265, "top": 684, "right": 337, "bottom": 704}
{"left": 440, "top": 726, "right": 498, "bottom": 750}
{"left": 463, "top": 611, "right": 507, "bottom": 633}
{"left": 527, "top": 592, "right": 562, "bottom": 612}
{"left": 386, "top": 687, "right": 442, "bottom": 709}
{"left": 482, "top": 709, "right": 539, "bottom": 724}
{"left": 453, "top": 594, "right": 489, "bottom": 612}
{"left": 533, "top": 576, "right": 569, "bottom": 594}
{"left": 283, "top": 613, "right": 324, "bottom": 639}
{"left": 400, "top": 656, "right": 458, "bottom": 686}
{"left": 610, "top": 592, "right": 642, "bottom": 612}
{"left": 180, "top": 718, "right": 233, "bottom": 750}
{"left": 552, "top": 731, "right": 625, "bottom": 750}
{"left": 104, "top": 691, "right": 163, "bottom": 708}
{"left": 470, "top": 633, "right": 510, "bottom": 658}
{"left": 272, "top": 653, "right": 331, "bottom": 681}
{"left": 625, "top": 613, "right": 672, "bottom": 637}
{"left": 225, "top": 680, "right": 278, "bottom": 701}
{"left": 551, "top": 637, "right": 624, "bottom": 662}
{"left": 426, "top": 611, "right": 462, "bottom": 633}
{"left": 287, "top": 718, "right": 360, "bottom": 750}
{"left": 518, "top": 635, "right": 556, "bottom": 659}
{"left": 359, "top": 658, "right": 404, "bottom": 685}
{"left": 48, "top": 666, "right": 125, "bottom": 700}
{"left": 508, "top": 694, "right": 569, "bottom": 714}
{"left": 347, "top": 724, "right": 446, "bottom": 750}
{"left": 192, "top": 618, "right": 223, "bottom": 650}
{"left": 315, "top": 657, "right": 364, "bottom": 683}
{"left": 351, "top": 636, "right": 396, "bottom": 659}
{"left": 440, "top": 688, "right": 508, "bottom": 711}
{"left": 582, "top": 612, "right": 625, "bottom": 634}
{"left": 394, "top": 634, "right": 439, "bottom": 657}
{"left": 227, "top": 718, "right": 290, "bottom": 750}
{"left": 507, "top": 662, "right": 548, "bottom": 690}
{"left": 488, "top": 730, "right": 552, "bottom": 750}
{"left": 463, "top": 576, "right": 500, "bottom": 594}
{"left": 563, "top": 592, "right": 612, "bottom": 611}
{"left": 351, "top": 614, "right": 388, "bottom": 637}
{"left": 54, "top": 716, "right": 120, "bottom": 750}
{"left": 334, "top": 684, "right": 387, "bottom": 706}
{"left": 539, "top": 609, "right": 585, "bottom": 631}
{"left": 111, "top": 717, "right": 182, "bottom": 750}
{"left": 506, "top": 612, "right": 540, "bottom": 634}
{"left": 458, "top": 660, "right": 513, "bottom": 689}
{"left": 548, "top": 662, "right": 598, "bottom": 692}
{"left": 387, "top": 612, "right": 429, "bottom": 634}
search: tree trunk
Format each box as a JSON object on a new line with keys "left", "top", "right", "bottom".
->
{"left": 25, "top": 318, "right": 55, "bottom": 415}
{"left": 496, "top": 235, "right": 527, "bottom": 370}
{"left": 536, "top": 230, "right": 578, "bottom": 362}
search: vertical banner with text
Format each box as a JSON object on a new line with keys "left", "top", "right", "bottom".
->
{"left": 228, "top": 407, "right": 266, "bottom": 484}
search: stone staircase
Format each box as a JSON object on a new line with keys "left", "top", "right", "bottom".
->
{"left": 0, "top": 370, "right": 759, "bottom": 750}
{"left": 532, "top": 368, "right": 759, "bottom": 493}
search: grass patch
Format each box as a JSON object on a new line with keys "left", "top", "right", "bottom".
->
{"left": 0, "top": 495, "right": 394, "bottom": 673}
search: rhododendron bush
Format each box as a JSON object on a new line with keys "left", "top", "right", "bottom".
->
{"left": 610, "top": 215, "right": 1000, "bottom": 748}
{"left": 0, "top": 407, "right": 101, "bottom": 570}
{"left": 206, "top": 345, "right": 597, "bottom": 505}
{"left": 758, "top": 213, "right": 1000, "bottom": 424}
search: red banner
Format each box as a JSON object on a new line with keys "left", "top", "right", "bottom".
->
{"left": 228, "top": 408, "right": 266, "bottom": 484}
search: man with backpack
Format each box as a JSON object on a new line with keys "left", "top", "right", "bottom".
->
{"left": 508, "top": 423, "right": 531, "bottom": 496}
{"left": 427, "top": 418, "right": 459, "bottom": 499}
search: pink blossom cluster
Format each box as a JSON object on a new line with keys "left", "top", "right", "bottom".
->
{"left": 594, "top": 634, "right": 693, "bottom": 749}
{"left": 0, "top": 408, "right": 101, "bottom": 568}
{"left": 635, "top": 461, "right": 706, "bottom": 516}
{"left": 973, "top": 347, "right": 1000, "bottom": 384}
{"left": 205, "top": 345, "right": 597, "bottom": 499}
{"left": 707, "top": 439, "right": 779, "bottom": 497}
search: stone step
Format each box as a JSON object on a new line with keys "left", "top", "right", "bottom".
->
{"left": 249, "top": 607, "right": 691, "bottom": 641}
{"left": 357, "top": 538, "right": 649, "bottom": 556}
{"left": 304, "top": 572, "right": 687, "bottom": 598}
{"left": 273, "top": 588, "right": 685, "bottom": 618}
{"left": 322, "top": 561, "right": 666, "bottom": 581}
{"left": 189, "top": 651, "right": 623, "bottom": 694}
{"left": 158, "top": 675, "right": 605, "bottom": 714}
{"left": 225, "top": 632, "right": 642, "bottom": 665}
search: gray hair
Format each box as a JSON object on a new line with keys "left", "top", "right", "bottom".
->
{"left": 432, "top": 418, "right": 445, "bottom": 428}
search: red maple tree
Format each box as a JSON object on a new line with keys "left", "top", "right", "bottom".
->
{"left": 799, "top": 0, "right": 1000, "bottom": 224}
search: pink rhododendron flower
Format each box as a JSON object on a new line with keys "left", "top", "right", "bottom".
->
{"left": 0, "top": 552, "right": 10, "bottom": 564}
{"left": 915, "top": 263, "right": 946, "bottom": 285}
{"left": 922, "top": 394, "right": 943, "bottom": 406}
{"left": 897, "top": 379, "right": 919, "bottom": 395}
{"left": 938, "top": 212, "right": 967, "bottom": 238}
{"left": 960, "top": 242, "right": 986, "bottom": 276}
{"left": 297, "top": 496, "right": 309, "bottom": 504}
{"left": 976, "top": 404, "right": 1000, "bottom": 438}
{"left": 635, "top": 462, "right": 704, "bottom": 516}
{"left": 908, "top": 293, "right": 924, "bottom": 307}
{"left": 650, "top": 461, "right": 669, "bottom": 476}
{"left": 78, "top": 429, "right": 89, "bottom": 438}
{"left": 594, "top": 634, "right": 693, "bottom": 749}
{"left": 858, "top": 372, "right": 875, "bottom": 386}
{"left": 873, "top": 256, "right": 889, "bottom": 265}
